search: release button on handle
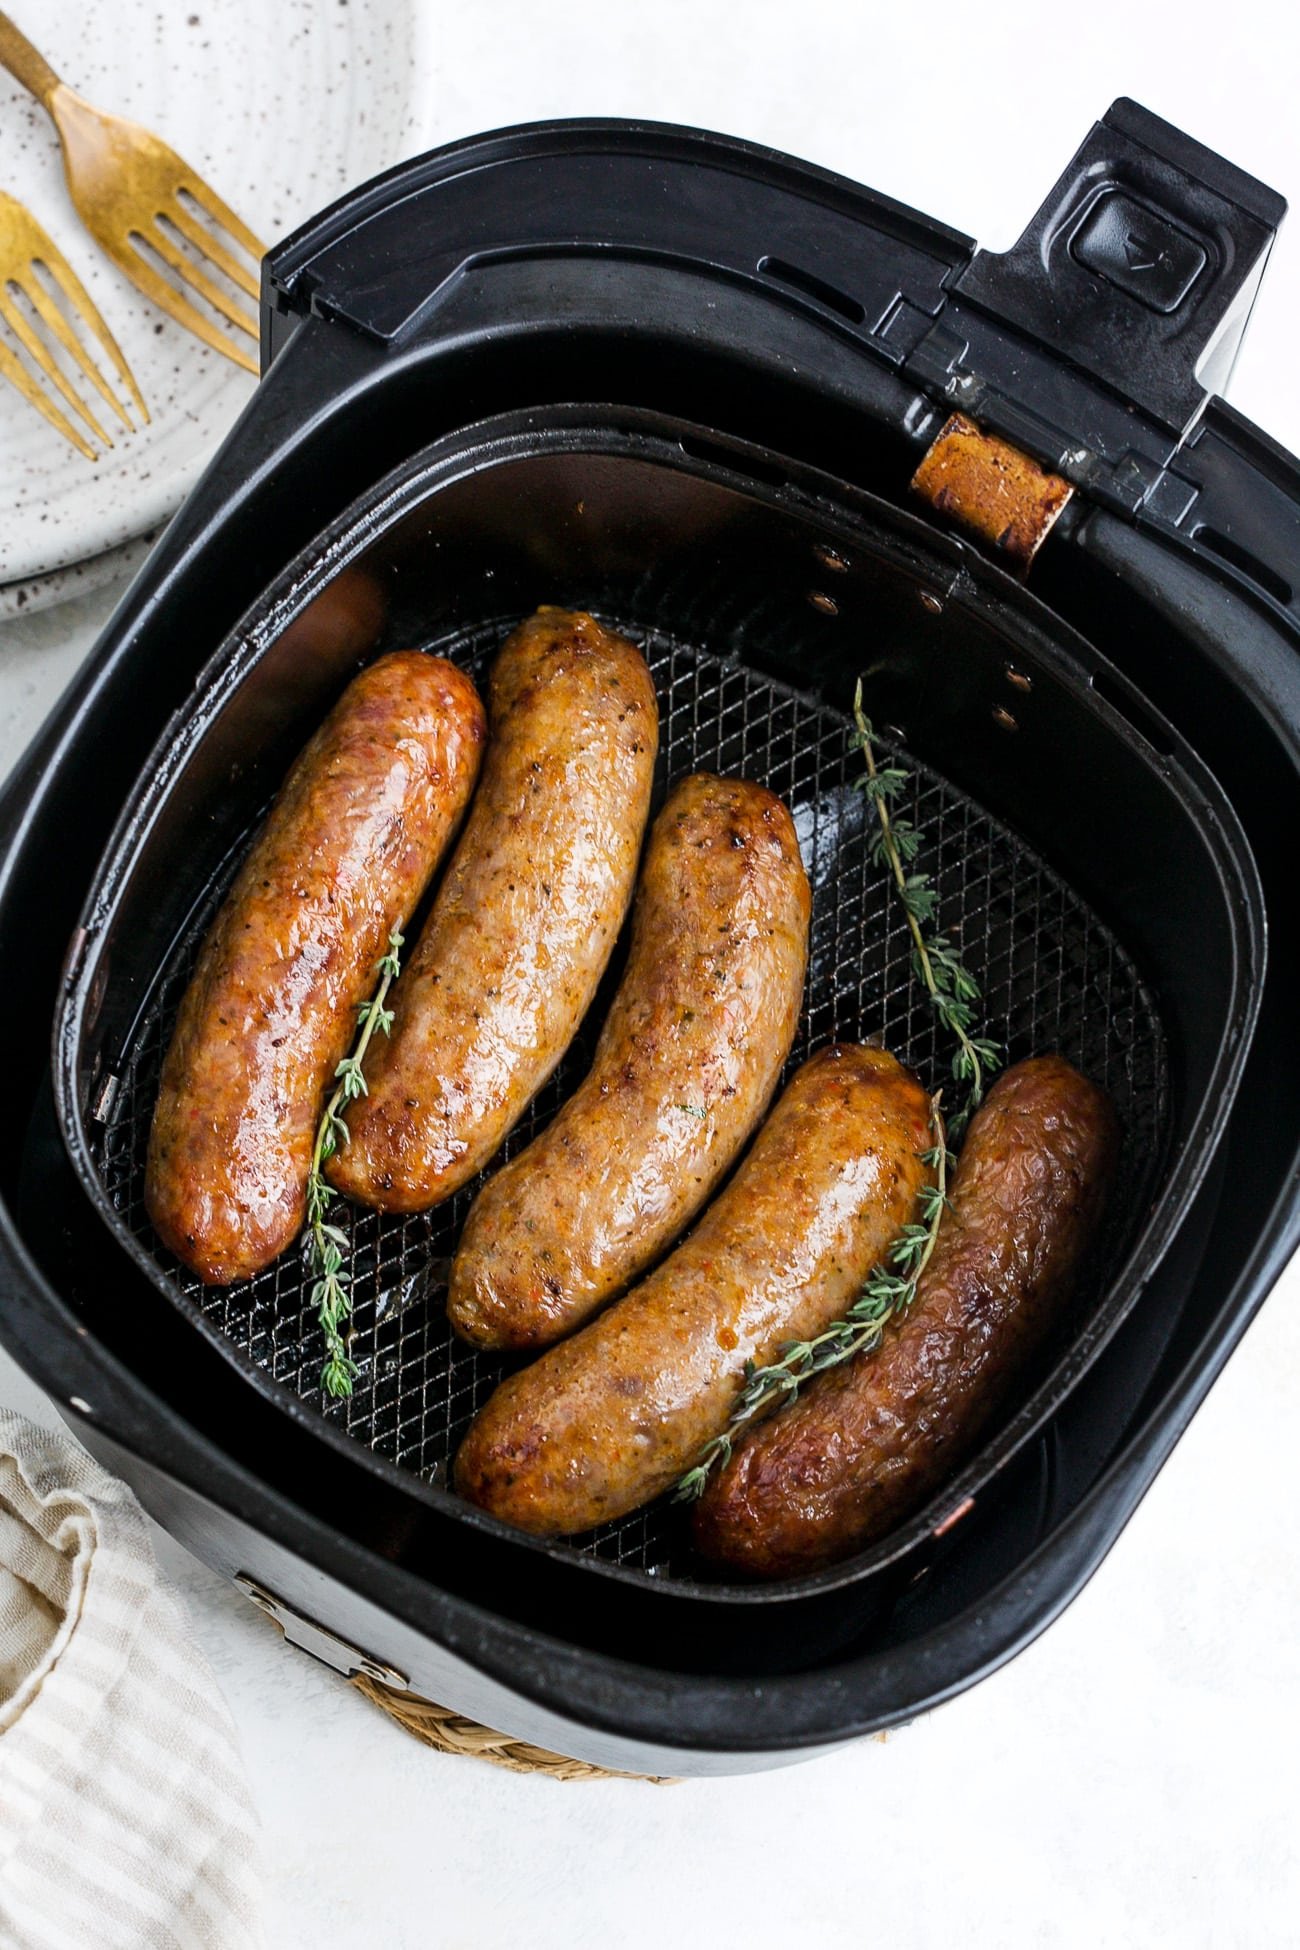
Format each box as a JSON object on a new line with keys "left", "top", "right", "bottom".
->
{"left": 1071, "top": 190, "right": 1208, "bottom": 314}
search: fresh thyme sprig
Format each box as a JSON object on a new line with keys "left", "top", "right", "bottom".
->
{"left": 851, "top": 679, "right": 1000, "bottom": 1142}
{"left": 674, "top": 679, "right": 1007, "bottom": 1501}
{"left": 674, "top": 1100, "right": 948, "bottom": 1501}
{"left": 304, "top": 928, "right": 404, "bottom": 1399}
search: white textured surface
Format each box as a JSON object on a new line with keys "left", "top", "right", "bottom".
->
{"left": 2, "top": 1, "right": 1299, "bottom": 1944}
{"left": 0, "top": 0, "right": 437, "bottom": 609}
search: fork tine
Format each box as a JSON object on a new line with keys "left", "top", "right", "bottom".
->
{"left": 139, "top": 219, "right": 258, "bottom": 340}
{"left": 177, "top": 178, "right": 265, "bottom": 265}
{"left": 34, "top": 244, "right": 149, "bottom": 424}
{"left": 0, "top": 331, "right": 98, "bottom": 460}
{"left": 102, "top": 232, "right": 258, "bottom": 374}
{"left": 0, "top": 285, "right": 113, "bottom": 445}
{"left": 165, "top": 198, "right": 259, "bottom": 302}
{"left": 14, "top": 266, "right": 134, "bottom": 432}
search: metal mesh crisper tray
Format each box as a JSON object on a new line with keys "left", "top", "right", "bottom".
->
{"left": 91, "top": 623, "right": 1168, "bottom": 1579}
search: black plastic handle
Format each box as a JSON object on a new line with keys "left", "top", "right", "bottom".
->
{"left": 965, "top": 100, "right": 1283, "bottom": 424}
{"left": 906, "top": 99, "right": 1286, "bottom": 513}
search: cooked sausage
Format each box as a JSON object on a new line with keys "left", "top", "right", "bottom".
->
{"left": 329, "top": 608, "right": 658, "bottom": 1212}
{"left": 692, "top": 1055, "right": 1118, "bottom": 1578}
{"left": 146, "top": 652, "right": 487, "bottom": 1285}
{"left": 448, "top": 773, "right": 812, "bottom": 1350}
{"left": 455, "top": 1045, "right": 933, "bottom": 1535}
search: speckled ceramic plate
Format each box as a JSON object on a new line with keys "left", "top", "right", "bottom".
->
{"left": 0, "top": 0, "right": 437, "bottom": 617}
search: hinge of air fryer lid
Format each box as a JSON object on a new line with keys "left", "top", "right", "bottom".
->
{"left": 235, "top": 1574, "right": 409, "bottom": 1687}
{"left": 904, "top": 99, "right": 1286, "bottom": 520}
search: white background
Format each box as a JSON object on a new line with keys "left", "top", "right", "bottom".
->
{"left": 2, "top": 1, "right": 1299, "bottom": 1945}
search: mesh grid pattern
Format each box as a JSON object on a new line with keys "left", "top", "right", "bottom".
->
{"left": 91, "top": 626, "right": 1168, "bottom": 1579}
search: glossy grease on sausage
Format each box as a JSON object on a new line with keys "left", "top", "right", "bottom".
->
{"left": 448, "top": 773, "right": 812, "bottom": 1350}
{"left": 454, "top": 1045, "right": 933, "bottom": 1535}
{"left": 328, "top": 609, "right": 658, "bottom": 1212}
{"left": 146, "top": 652, "right": 486, "bottom": 1285}
{"left": 692, "top": 1055, "right": 1118, "bottom": 1578}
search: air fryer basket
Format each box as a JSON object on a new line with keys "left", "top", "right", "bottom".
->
{"left": 2, "top": 106, "right": 1297, "bottom": 1767}
{"left": 54, "top": 409, "right": 1260, "bottom": 1611}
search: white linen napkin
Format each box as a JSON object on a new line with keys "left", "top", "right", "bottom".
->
{"left": 0, "top": 1409, "right": 263, "bottom": 1949}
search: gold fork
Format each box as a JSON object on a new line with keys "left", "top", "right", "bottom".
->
{"left": 0, "top": 10, "right": 266, "bottom": 374}
{"left": 0, "top": 189, "right": 147, "bottom": 459}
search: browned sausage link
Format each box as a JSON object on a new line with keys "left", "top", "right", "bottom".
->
{"left": 329, "top": 608, "right": 658, "bottom": 1213}
{"left": 454, "top": 1045, "right": 933, "bottom": 1536}
{"left": 448, "top": 773, "right": 812, "bottom": 1350}
{"left": 145, "top": 652, "right": 487, "bottom": 1285}
{"left": 692, "top": 1054, "right": 1119, "bottom": 1578}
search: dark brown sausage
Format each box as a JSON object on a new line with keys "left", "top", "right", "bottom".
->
{"left": 692, "top": 1054, "right": 1119, "bottom": 1578}
{"left": 329, "top": 608, "right": 658, "bottom": 1212}
{"left": 448, "top": 773, "right": 812, "bottom": 1350}
{"left": 454, "top": 1045, "right": 933, "bottom": 1536}
{"left": 146, "top": 652, "right": 486, "bottom": 1285}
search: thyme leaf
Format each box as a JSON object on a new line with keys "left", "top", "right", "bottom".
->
{"left": 850, "top": 681, "right": 1002, "bottom": 1141}
{"left": 674, "top": 1096, "right": 948, "bottom": 1502}
{"left": 303, "top": 927, "right": 404, "bottom": 1399}
{"left": 674, "top": 680, "right": 1005, "bottom": 1499}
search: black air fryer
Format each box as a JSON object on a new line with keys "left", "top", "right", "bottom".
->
{"left": 1, "top": 99, "right": 1297, "bottom": 1776}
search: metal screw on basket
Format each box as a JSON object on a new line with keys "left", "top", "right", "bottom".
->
{"left": 0, "top": 189, "right": 147, "bottom": 458}
{"left": 0, "top": 8, "right": 266, "bottom": 372}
